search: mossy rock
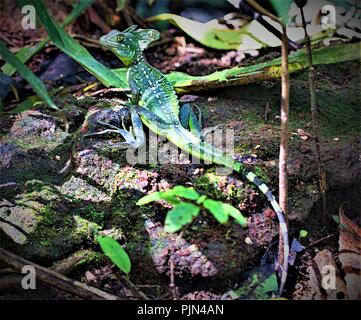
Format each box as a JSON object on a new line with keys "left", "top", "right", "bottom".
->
{"left": 0, "top": 180, "right": 108, "bottom": 264}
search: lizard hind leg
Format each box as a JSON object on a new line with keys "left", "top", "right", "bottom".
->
{"left": 180, "top": 104, "right": 221, "bottom": 141}
{"left": 180, "top": 103, "right": 202, "bottom": 137}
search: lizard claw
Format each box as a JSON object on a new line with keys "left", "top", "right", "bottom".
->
{"left": 85, "top": 115, "right": 145, "bottom": 150}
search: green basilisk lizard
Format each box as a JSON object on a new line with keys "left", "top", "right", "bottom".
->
{"left": 86, "top": 25, "right": 289, "bottom": 295}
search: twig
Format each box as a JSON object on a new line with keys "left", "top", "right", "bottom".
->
{"left": 126, "top": 4, "right": 147, "bottom": 28}
{"left": 0, "top": 182, "right": 18, "bottom": 189}
{"left": 298, "top": 2, "right": 327, "bottom": 218}
{"left": 279, "top": 24, "right": 290, "bottom": 220}
{"left": 123, "top": 3, "right": 134, "bottom": 27}
{"left": 246, "top": 0, "right": 290, "bottom": 297}
{"left": 168, "top": 230, "right": 186, "bottom": 300}
{"left": 0, "top": 268, "right": 15, "bottom": 275}
{"left": 0, "top": 247, "right": 119, "bottom": 300}
{"left": 148, "top": 37, "right": 174, "bottom": 49}
{"left": 305, "top": 233, "right": 335, "bottom": 249}
{"left": 72, "top": 34, "right": 102, "bottom": 48}
{"left": 51, "top": 250, "right": 102, "bottom": 275}
{"left": 88, "top": 87, "right": 128, "bottom": 97}
{"left": 120, "top": 275, "right": 149, "bottom": 300}
{"left": 169, "top": 256, "right": 177, "bottom": 300}
{"left": 246, "top": 0, "right": 280, "bottom": 23}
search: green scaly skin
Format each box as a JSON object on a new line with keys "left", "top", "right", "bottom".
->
{"left": 98, "top": 26, "right": 289, "bottom": 295}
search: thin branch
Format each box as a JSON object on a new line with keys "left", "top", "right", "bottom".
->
{"left": 246, "top": 0, "right": 290, "bottom": 297}
{"left": 120, "top": 275, "right": 150, "bottom": 300}
{"left": 245, "top": 0, "right": 280, "bottom": 23}
{"left": 0, "top": 247, "right": 119, "bottom": 300}
{"left": 279, "top": 24, "right": 290, "bottom": 219}
{"left": 299, "top": 2, "right": 327, "bottom": 217}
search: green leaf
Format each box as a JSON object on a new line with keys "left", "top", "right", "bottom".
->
{"left": 253, "top": 273, "right": 279, "bottom": 299}
{"left": 136, "top": 192, "right": 165, "bottom": 206}
{"left": 331, "top": 214, "right": 340, "bottom": 225}
{"left": 203, "top": 199, "right": 229, "bottom": 224}
{"left": 137, "top": 186, "right": 199, "bottom": 206}
{"left": 8, "top": 96, "right": 40, "bottom": 114}
{"left": 116, "top": 0, "right": 126, "bottom": 12}
{"left": 269, "top": 0, "right": 294, "bottom": 24}
{"left": 97, "top": 236, "right": 131, "bottom": 274}
{"left": 223, "top": 203, "right": 247, "bottom": 227}
{"left": 31, "top": 0, "right": 125, "bottom": 88}
{"left": 112, "top": 43, "right": 361, "bottom": 94}
{"left": 1, "top": 0, "right": 94, "bottom": 76}
{"left": 203, "top": 199, "right": 247, "bottom": 226}
{"left": 0, "top": 41, "right": 58, "bottom": 111}
{"left": 169, "top": 186, "right": 200, "bottom": 200}
{"left": 147, "top": 13, "right": 281, "bottom": 50}
{"left": 228, "top": 271, "right": 278, "bottom": 299}
{"left": 161, "top": 194, "right": 181, "bottom": 205}
{"left": 136, "top": 191, "right": 180, "bottom": 206}
{"left": 196, "top": 195, "right": 207, "bottom": 205}
{"left": 299, "top": 229, "right": 308, "bottom": 239}
{"left": 164, "top": 203, "right": 200, "bottom": 233}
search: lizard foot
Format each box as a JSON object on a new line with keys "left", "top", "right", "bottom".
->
{"left": 84, "top": 109, "right": 145, "bottom": 150}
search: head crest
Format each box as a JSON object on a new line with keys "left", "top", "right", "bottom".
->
{"left": 123, "top": 25, "right": 160, "bottom": 51}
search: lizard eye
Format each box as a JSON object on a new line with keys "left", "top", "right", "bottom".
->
{"left": 116, "top": 35, "right": 124, "bottom": 41}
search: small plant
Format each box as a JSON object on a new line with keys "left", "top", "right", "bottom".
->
{"left": 136, "top": 185, "right": 247, "bottom": 233}
{"left": 97, "top": 236, "right": 131, "bottom": 274}
{"left": 298, "top": 229, "right": 308, "bottom": 241}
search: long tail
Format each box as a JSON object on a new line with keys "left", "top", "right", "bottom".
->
{"left": 167, "top": 126, "right": 289, "bottom": 295}
{"left": 243, "top": 170, "right": 289, "bottom": 296}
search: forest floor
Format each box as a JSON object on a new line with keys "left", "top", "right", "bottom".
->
{"left": 0, "top": 1, "right": 360, "bottom": 300}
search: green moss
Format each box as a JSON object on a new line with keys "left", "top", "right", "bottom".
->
{"left": 73, "top": 204, "right": 106, "bottom": 227}
{"left": 193, "top": 170, "right": 248, "bottom": 203}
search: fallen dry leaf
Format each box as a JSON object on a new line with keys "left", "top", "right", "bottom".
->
{"left": 296, "top": 128, "right": 311, "bottom": 141}
{"left": 338, "top": 206, "right": 361, "bottom": 300}
{"left": 313, "top": 249, "right": 348, "bottom": 300}
{"left": 293, "top": 249, "right": 348, "bottom": 300}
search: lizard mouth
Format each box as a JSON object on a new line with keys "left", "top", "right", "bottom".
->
{"left": 99, "top": 36, "right": 118, "bottom": 49}
{"left": 100, "top": 30, "right": 122, "bottom": 49}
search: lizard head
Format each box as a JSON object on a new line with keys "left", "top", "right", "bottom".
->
{"left": 100, "top": 25, "right": 160, "bottom": 66}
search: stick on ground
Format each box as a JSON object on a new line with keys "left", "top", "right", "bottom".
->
{"left": 0, "top": 247, "right": 119, "bottom": 300}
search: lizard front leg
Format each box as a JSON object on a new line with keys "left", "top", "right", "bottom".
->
{"left": 84, "top": 105, "right": 145, "bottom": 150}
{"left": 133, "top": 106, "right": 179, "bottom": 135}
{"left": 107, "top": 108, "right": 145, "bottom": 149}
{"left": 129, "top": 78, "right": 140, "bottom": 105}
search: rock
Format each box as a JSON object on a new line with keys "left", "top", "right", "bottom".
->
{"left": 74, "top": 149, "right": 121, "bottom": 195}
{"left": 0, "top": 110, "right": 70, "bottom": 187}
{"left": 324, "top": 138, "right": 361, "bottom": 188}
{"left": 57, "top": 176, "right": 111, "bottom": 203}
{"left": 110, "top": 209, "right": 261, "bottom": 282}
{"left": 0, "top": 183, "right": 104, "bottom": 263}
{"left": 0, "top": 198, "right": 39, "bottom": 244}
